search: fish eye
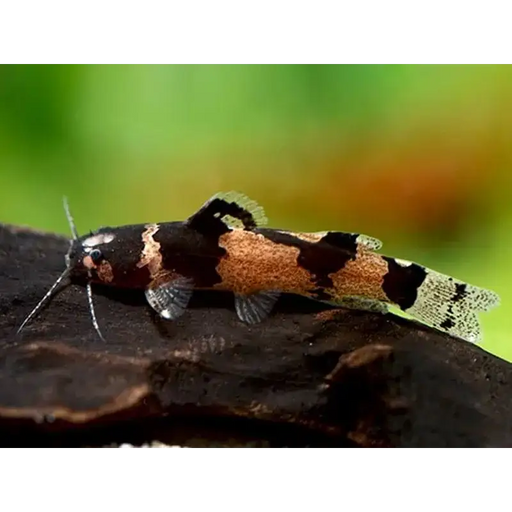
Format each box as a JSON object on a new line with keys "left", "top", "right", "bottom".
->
{"left": 89, "top": 249, "right": 104, "bottom": 264}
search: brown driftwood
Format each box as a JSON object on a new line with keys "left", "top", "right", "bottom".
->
{"left": 0, "top": 223, "right": 511, "bottom": 447}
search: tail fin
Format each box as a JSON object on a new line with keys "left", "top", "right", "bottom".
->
{"left": 384, "top": 258, "right": 500, "bottom": 343}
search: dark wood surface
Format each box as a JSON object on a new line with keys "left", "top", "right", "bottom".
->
{"left": 0, "top": 223, "right": 510, "bottom": 447}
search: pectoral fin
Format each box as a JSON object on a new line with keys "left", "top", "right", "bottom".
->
{"left": 145, "top": 276, "right": 194, "bottom": 320}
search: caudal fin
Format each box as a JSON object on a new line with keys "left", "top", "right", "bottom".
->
{"left": 383, "top": 257, "right": 500, "bottom": 343}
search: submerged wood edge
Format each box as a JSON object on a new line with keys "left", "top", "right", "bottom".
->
{"left": 0, "top": 222, "right": 511, "bottom": 448}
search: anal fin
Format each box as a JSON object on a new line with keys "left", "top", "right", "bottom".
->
{"left": 331, "top": 295, "right": 389, "bottom": 314}
{"left": 145, "top": 276, "right": 194, "bottom": 320}
{"left": 234, "top": 291, "right": 280, "bottom": 324}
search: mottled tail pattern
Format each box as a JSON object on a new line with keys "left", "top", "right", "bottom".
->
{"left": 389, "top": 258, "right": 500, "bottom": 343}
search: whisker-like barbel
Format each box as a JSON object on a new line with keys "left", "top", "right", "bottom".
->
{"left": 17, "top": 196, "right": 80, "bottom": 336}
{"left": 86, "top": 281, "right": 105, "bottom": 342}
{"left": 63, "top": 195, "right": 79, "bottom": 240}
{"left": 17, "top": 267, "right": 71, "bottom": 336}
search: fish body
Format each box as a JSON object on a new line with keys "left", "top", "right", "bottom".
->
{"left": 20, "top": 191, "right": 500, "bottom": 343}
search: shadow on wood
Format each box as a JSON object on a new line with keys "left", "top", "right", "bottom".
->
{"left": 0, "top": 223, "right": 511, "bottom": 447}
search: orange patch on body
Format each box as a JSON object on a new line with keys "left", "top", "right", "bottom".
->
{"left": 137, "top": 223, "right": 163, "bottom": 279}
{"left": 281, "top": 231, "right": 325, "bottom": 244}
{"left": 83, "top": 255, "right": 114, "bottom": 283}
{"left": 215, "top": 230, "right": 314, "bottom": 295}
{"left": 328, "top": 250, "right": 389, "bottom": 302}
{"left": 83, "top": 255, "right": 94, "bottom": 270}
{"left": 96, "top": 261, "right": 114, "bottom": 283}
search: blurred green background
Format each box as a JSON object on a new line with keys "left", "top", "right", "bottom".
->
{"left": 0, "top": 65, "right": 510, "bottom": 359}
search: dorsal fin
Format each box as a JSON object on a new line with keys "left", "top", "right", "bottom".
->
{"left": 186, "top": 191, "right": 267, "bottom": 236}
